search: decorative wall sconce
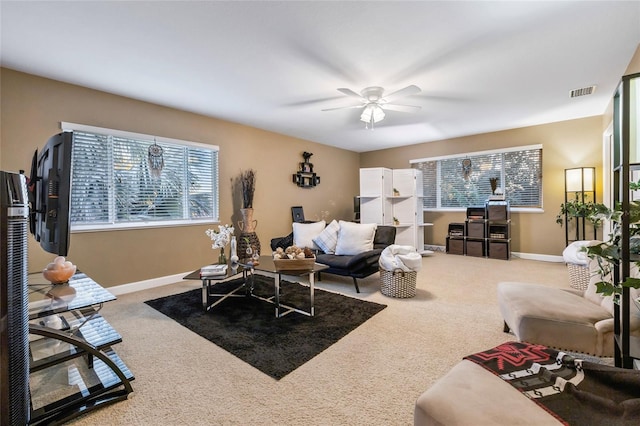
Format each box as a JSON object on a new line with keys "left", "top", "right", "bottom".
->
{"left": 292, "top": 151, "right": 320, "bottom": 188}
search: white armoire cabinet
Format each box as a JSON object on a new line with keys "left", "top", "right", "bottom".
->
{"left": 359, "top": 167, "right": 393, "bottom": 225}
{"left": 359, "top": 168, "right": 432, "bottom": 254}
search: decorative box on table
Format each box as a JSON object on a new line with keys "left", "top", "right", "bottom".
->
{"left": 273, "top": 257, "right": 316, "bottom": 271}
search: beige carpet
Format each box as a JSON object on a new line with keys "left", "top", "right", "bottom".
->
{"left": 67, "top": 252, "right": 569, "bottom": 425}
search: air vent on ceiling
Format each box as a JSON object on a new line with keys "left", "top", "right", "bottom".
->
{"left": 570, "top": 85, "right": 596, "bottom": 98}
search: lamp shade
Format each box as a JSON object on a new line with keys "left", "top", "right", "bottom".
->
{"left": 360, "top": 104, "right": 385, "bottom": 124}
{"left": 565, "top": 167, "right": 595, "bottom": 192}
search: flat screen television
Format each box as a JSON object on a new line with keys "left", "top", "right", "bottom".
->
{"left": 28, "top": 131, "right": 73, "bottom": 256}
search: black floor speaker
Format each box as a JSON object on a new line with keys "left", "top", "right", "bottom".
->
{"left": 0, "top": 170, "right": 30, "bottom": 426}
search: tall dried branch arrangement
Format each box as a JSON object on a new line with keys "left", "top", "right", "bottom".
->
{"left": 240, "top": 169, "right": 256, "bottom": 209}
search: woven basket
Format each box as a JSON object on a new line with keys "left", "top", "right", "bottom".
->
{"left": 380, "top": 269, "right": 417, "bottom": 298}
{"left": 567, "top": 263, "right": 589, "bottom": 291}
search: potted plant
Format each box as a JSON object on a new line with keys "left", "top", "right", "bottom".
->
{"left": 555, "top": 196, "right": 608, "bottom": 228}
{"left": 584, "top": 181, "right": 640, "bottom": 300}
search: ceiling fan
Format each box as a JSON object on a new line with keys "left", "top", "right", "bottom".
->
{"left": 322, "top": 85, "right": 422, "bottom": 129}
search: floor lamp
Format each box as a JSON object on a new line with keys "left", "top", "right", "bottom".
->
{"left": 564, "top": 167, "right": 596, "bottom": 246}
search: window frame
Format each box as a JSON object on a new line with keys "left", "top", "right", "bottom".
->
{"left": 409, "top": 144, "right": 543, "bottom": 212}
{"left": 61, "top": 122, "right": 220, "bottom": 233}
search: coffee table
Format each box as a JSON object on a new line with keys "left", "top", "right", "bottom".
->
{"left": 246, "top": 256, "right": 329, "bottom": 318}
{"left": 184, "top": 256, "right": 328, "bottom": 317}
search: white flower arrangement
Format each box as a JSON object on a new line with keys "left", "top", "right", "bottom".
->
{"left": 205, "top": 224, "right": 234, "bottom": 250}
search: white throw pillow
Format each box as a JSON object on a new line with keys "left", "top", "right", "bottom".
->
{"left": 293, "top": 220, "right": 326, "bottom": 250}
{"left": 313, "top": 219, "right": 340, "bottom": 254}
{"left": 335, "top": 221, "right": 377, "bottom": 255}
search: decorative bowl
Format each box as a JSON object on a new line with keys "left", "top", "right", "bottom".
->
{"left": 43, "top": 265, "right": 76, "bottom": 284}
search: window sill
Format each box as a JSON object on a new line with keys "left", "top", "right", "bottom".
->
{"left": 71, "top": 218, "right": 217, "bottom": 233}
{"left": 423, "top": 207, "right": 544, "bottom": 213}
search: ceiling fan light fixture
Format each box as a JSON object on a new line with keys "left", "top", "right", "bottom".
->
{"left": 326, "top": 84, "right": 419, "bottom": 129}
{"left": 360, "top": 104, "right": 385, "bottom": 127}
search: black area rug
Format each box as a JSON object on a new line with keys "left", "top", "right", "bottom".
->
{"left": 145, "top": 275, "right": 386, "bottom": 379}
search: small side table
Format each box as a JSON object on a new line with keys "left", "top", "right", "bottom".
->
{"left": 183, "top": 264, "right": 247, "bottom": 311}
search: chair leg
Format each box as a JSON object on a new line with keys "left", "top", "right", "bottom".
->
{"left": 352, "top": 277, "right": 360, "bottom": 293}
{"left": 503, "top": 321, "right": 510, "bottom": 333}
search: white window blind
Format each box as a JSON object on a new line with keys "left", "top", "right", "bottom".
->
{"left": 411, "top": 146, "right": 542, "bottom": 209}
{"left": 65, "top": 123, "right": 219, "bottom": 231}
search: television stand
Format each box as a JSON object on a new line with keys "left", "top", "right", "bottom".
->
{"left": 27, "top": 271, "right": 133, "bottom": 425}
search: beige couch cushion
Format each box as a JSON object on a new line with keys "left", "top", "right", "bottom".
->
{"left": 414, "top": 360, "right": 561, "bottom": 425}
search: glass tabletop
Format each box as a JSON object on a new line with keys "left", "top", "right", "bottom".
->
{"left": 243, "top": 256, "right": 329, "bottom": 275}
{"left": 28, "top": 271, "right": 116, "bottom": 320}
{"left": 183, "top": 263, "right": 246, "bottom": 281}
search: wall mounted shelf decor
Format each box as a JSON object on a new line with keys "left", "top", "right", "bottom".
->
{"left": 293, "top": 151, "right": 320, "bottom": 188}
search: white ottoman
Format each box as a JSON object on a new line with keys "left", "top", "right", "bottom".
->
{"left": 414, "top": 360, "right": 561, "bottom": 425}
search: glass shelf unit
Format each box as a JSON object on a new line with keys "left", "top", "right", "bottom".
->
{"left": 27, "top": 272, "right": 134, "bottom": 424}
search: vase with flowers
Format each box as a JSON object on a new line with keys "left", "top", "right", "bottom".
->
{"left": 205, "top": 224, "right": 234, "bottom": 264}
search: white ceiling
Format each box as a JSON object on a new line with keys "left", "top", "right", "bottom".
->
{"left": 1, "top": 1, "right": 639, "bottom": 153}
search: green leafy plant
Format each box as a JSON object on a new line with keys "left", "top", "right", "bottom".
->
{"left": 584, "top": 181, "right": 640, "bottom": 299}
{"left": 555, "top": 194, "right": 608, "bottom": 227}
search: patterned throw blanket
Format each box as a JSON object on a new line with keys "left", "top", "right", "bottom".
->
{"left": 464, "top": 342, "right": 640, "bottom": 425}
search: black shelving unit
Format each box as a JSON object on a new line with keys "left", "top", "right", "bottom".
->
{"left": 465, "top": 206, "right": 486, "bottom": 257}
{"left": 446, "top": 223, "right": 465, "bottom": 255}
{"left": 446, "top": 202, "right": 511, "bottom": 260}
{"left": 486, "top": 200, "right": 511, "bottom": 260}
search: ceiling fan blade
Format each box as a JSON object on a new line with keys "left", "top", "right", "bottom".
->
{"left": 337, "top": 88, "right": 364, "bottom": 99}
{"left": 321, "top": 104, "right": 365, "bottom": 112}
{"left": 384, "top": 85, "right": 421, "bottom": 101}
{"left": 383, "top": 104, "right": 422, "bottom": 112}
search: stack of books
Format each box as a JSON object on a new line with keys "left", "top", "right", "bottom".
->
{"left": 200, "top": 264, "right": 228, "bottom": 278}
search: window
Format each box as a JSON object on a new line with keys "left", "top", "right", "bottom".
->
{"left": 62, "top": 122, "right": 219, "bottom": 231}
{"left": 410, "top": 145, "right": 542, "bottom": 209}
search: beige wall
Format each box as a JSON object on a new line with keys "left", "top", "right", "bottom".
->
{"left": 603, "top": 44, "right": 640, "bottom": 130}
{"left": 0, "top": 68, "right": 359, "bottom": 287}
{"left": 625, "top": 44, "right": 640, "bottom": 75}
{"left": 3, "top": 41, "right": 638, "bottom": 286}
{"left": 360, "top": 117, "right": 604, "bottom": 256}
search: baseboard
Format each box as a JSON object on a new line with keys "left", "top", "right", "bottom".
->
{"left": 109, "top": 250, "right": 564, "bottom": 296}
{"left": 513, "top": 252, "right": 564, "bottom": 262}
{"left": 425, "top": 245, "right": 564, "bottom": 263}
{"left": 109, "top": 271, "right": 192, "bottom": 296}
